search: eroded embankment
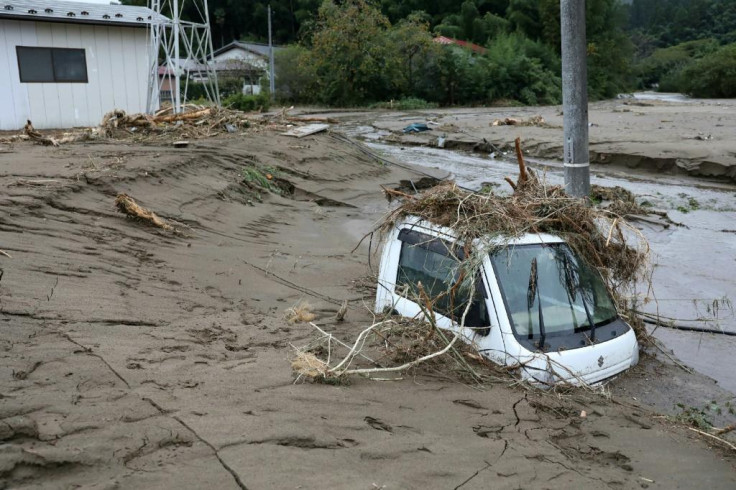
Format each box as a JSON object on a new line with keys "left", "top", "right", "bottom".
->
{"left": 0, "top": 133, "right": 735, "bottom": 489}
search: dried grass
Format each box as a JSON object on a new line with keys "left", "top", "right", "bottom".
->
{"left": 284, "top": 301, "right": 317, "bottom": 324}
{"left": 291, "top": 352, "right": 329, "bottom": 379}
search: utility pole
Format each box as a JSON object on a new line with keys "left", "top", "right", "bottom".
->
{"left": 560, "top": 0, "right": 589, "bottom": 197}
{"left": 173, "top": 0, "right": 181, "bottom": 113}
{"left": 268, "top": 4, "right": 275, "bottom": 100}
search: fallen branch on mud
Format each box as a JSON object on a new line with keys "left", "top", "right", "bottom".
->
{"left": 292, "top": 319, "right": 476, "bottom": 383}
{"left": 292, "top": 278, "right": 508, "bottom": 384}
{"left": 688, "top": 427, "right": 736, "bottom": 452}
{"left": 24, "top": 120, "right": 59, "bottom": 147}
{"left": 114, "top": 193, "right": 173, "bottom": 232}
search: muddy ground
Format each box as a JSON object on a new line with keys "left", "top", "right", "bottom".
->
{"left": 1, "top": 119, "right": 735, "bottom": 488}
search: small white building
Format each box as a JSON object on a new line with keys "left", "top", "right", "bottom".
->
{"left": 211, "top": 41, "right": 281, "bottom": 94}
{"left": 0, "top": 0, "right": 167, "bottom": 130}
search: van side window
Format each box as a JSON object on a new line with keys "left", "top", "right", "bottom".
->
{"left": 396, "top": 229, "right": 490, "bottom": 336}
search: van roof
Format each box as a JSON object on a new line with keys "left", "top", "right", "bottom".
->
{"left": 398, "top": 216, "right": 566, "bottom": 246}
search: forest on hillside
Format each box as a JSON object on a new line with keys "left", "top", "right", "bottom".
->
{"left": 124, "top": 0, "right": 736, "bottom": 104}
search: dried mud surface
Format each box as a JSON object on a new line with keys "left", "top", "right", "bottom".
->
{"left": 1, "top": 131, "right": 735, "bottom": 489}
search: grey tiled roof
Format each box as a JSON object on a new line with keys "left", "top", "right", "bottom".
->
{"left": 0, "top": 0, "right": 168, "bottom": 27}
{"left": 213, "top": 41, "right": 283, "bottom": 59}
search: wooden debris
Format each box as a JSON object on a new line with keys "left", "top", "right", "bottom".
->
{"left": 114, "top": 193, "right": 173, "bottom": 231}
{"left": 714, "top": 424, "right": 736, "bottom": 436}
{"left": 515, "top": 137, "right": 528, "bottom": 184}
{"left": 173, "top": 141, "right": 190, "bottom": 148}
{"left": 335, "top": 299, "right": 348, "bottom": 322}
{"left": 24, "top": 120, "right": 59, "bottom": 147}
{"left": 155, "top": 107, "right": 212, "bottom": 123}
{"left": 12, "top": 107, "right": 331, "bottom": 147}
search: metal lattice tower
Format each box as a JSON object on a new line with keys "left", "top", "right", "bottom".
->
{"left": 147, "top": 0, "right": 220, "bottom": 114}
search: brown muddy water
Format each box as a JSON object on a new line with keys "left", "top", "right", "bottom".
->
{"left": 346, "top": 125, "right": 736, "bottom": 394}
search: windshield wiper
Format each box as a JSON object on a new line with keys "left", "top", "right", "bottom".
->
{"left": 527, "top": 258, "right": 546, "bottom": 350}
{"left": 579, "top": 285, "right": 596, "bottom": 343}
{"left": 560, "top": 249, "right": 597, "bottom": 343}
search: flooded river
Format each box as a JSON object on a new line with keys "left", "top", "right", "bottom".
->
{"left": 348, "top": 125, "right": 736, "bottom": 393}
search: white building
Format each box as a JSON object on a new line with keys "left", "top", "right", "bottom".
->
{"left": 0, "top": 0, "right": 166, "bottom": 130}
{"left": 211, "top": 41, "right": 281, "bottom": 94}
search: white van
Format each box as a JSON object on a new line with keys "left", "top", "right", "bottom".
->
{"left": 375, "top": 217, "right": 639, "bottom": 385}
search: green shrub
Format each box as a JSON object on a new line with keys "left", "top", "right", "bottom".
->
{"left": 634, "top": 39, "right": 719, "bottom": 90}
{"left": 184, "top": 79, "right": 241, "bottom": 101}
{"left": 218, "top": 78, "right": 247, "bottom": 98}
{"left": 680, "top": 43, "right": 736, "bottom": 98}
{"left": 185, "top": 81, "right": 208, "bottom": 101}
{"left": 224, "top": 92, "right": 271, "bottom": 112}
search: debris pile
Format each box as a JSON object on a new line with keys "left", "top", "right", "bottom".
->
{"left": 2, "top": 106, "right": 333, "bottom": 147}
{"left": 100, "top": 106, "right": 257, "bottom": 140}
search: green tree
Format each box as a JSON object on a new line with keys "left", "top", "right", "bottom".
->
{"left": 388, "top": 17, "right": 440, "bottom": 94}
{"left": 274, "top": 45, "right": 319, "bottom": 102}
{"left": 307, "top": 0, "right": 399, "bottom": 105}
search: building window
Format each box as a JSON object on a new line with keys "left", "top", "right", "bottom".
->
{"left": 16, "top": 47, "right": 88, "bottom": 83}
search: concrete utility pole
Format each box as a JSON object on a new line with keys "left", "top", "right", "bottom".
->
{"left": 173, "top": 0, "right": 181, "bottom": 113}
{"left": 560, "top": 0, "right": 589, "bottom": 197}
{"left": 268, "top": 4, "right": 275, "bottom": 100}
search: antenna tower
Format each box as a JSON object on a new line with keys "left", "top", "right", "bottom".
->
{"left": 147, "top": 0, "right": 220, "bottom": 114}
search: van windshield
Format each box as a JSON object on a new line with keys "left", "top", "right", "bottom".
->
{"left": 490, "top": 243, "right": 618, "bottom": 344}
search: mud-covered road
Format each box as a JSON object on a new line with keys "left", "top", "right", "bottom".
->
{"left": 1, "top": 125, "right": 735, "bottom": 488}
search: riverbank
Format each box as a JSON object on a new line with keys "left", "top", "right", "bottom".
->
{"left": 1, "top": 125, "right": 734, "bottom": 488}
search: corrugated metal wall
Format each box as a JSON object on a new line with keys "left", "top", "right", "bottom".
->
{"left": 0, "top": 19, "right": 149, "bottom": 130}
